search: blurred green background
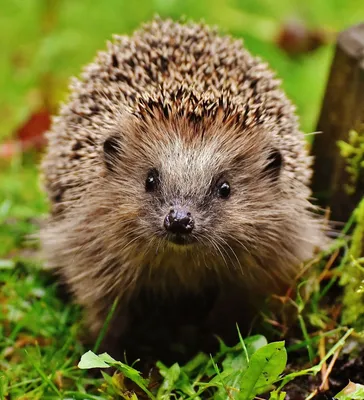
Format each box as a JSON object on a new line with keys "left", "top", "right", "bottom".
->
{"left": 1, "top": 0, "right": 364, "bottom": 142}
{"left": 0, "top": 0, "right": 363, "bottom": 257}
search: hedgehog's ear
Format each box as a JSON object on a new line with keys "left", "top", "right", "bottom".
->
{"left": 103, "top": 134, "right": 122, "bottom": 172}
{"left": 264, "top": 148, "right": 283, "bottom": 180}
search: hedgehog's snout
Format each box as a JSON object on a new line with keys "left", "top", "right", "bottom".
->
{"left": 164, "top": 208, "right": 195, "bottom": 243}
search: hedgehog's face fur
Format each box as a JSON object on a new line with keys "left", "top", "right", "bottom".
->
{"left": 97, "top": 110, "right": 316, "bottom": 287}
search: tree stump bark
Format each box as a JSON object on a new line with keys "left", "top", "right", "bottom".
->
{"left": 311, "top": 22, "right": 364, "bottom": 224}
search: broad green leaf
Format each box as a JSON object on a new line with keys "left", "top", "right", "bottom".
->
{"left": 157, "top": 363, "right": 181, "bottom": 399}
{"left": 99, "top": 352, "right": 118, "bottom": 364}
{"left": 182, "top": 352, "right": 210, "bottom": 374}
{"left": 78, "top": 351, "right": 155, "bottom": 399}
{"left": 222, "top": 335, "right": 268, "bottom": 371}
{"left": 238, "top": 341, "right": 287, "bottom": 400}
{"left": 335, "top": 382, "right": 364, "bottom": 400}
{"left": 213, "top": 335, "right": 270, "bottom": 399}
{"left": 78, "top": 350, "right": 110, "bottom": 369}
{"left": 158, "top": 360, "right": 199, "bottom": 397}
{"left": 176, "top": 373, "right": 199, "bottom": 397}
{"left": 243, "top": 335, "right": 269, "bottom": 355}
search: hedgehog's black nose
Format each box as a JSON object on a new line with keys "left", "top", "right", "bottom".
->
{"left": 164, "top": 209, "right": 194, "bottom": 234}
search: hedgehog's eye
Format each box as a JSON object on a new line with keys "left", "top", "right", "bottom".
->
{"left": 217, "top": 181, "right": 231, "bottom": 199}
{"left": 145, "top": 168, "right": 160, "bottom": 192}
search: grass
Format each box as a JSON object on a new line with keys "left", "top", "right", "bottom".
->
{"left": 1, "top": 0, "right": 364, "bottom": 398}
{"left": 0, "top": 247, "right": 357, "bottom": 399}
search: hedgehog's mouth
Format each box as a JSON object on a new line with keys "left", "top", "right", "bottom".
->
{"left": 166, "top": 232, "right": 197, "bottom": 246}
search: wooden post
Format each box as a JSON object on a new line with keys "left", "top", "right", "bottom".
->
{"left": 311, "top": 22, "right": 364, "bottom": 223}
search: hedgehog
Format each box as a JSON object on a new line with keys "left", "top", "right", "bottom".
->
{"left": 40, "top": 17, "right": 326, "bottom": 361}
